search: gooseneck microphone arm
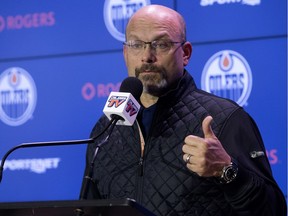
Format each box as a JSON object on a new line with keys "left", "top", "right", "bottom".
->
{"left": 0, "top": 138, "right": 93, "bottom": 182}
{"left": 0, "top": 116, "right": 118, "bottom": 183}
{"left": 78, "top": 115, "right": 122, "bottom": 201}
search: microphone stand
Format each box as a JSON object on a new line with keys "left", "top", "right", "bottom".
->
{"left": 0, "top": 117, "right": 117, "bottom": 183}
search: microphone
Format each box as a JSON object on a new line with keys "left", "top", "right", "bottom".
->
{"left": 103, "top": 77, "right": 143, "bottom": 126}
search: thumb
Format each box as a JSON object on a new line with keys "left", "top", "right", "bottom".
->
{"left": 202, "top": 116, "right": 216, "bottom": 139}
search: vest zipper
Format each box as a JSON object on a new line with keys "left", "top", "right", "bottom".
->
{"left": 138, "top": 157, "right": 144, "bottom": 176}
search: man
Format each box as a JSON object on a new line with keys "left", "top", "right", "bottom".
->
{"left": 82, "top": 4, "right": 287, "bottom": 216}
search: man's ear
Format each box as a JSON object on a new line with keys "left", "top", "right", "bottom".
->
{"left": 182, "top": 42, "right": 192, "bottom": 66}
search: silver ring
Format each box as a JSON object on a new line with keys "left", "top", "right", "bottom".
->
{"left": 185, "top": 154, "right": 192, "bottom": 163}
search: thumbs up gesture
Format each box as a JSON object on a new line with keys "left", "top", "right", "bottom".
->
{"left": 182, "top": 116, "right": 231, "bottom": 177}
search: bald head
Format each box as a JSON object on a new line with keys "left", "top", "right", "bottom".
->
{"left": 126, "top": 5, "right": 186, "bottom": 42}
{"left": 123, "top": 4, "right": 192, "bottom": 99}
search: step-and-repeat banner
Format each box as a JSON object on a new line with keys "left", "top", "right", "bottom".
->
{"left": 0, "top": 0, "right": 286, "bottom": 202}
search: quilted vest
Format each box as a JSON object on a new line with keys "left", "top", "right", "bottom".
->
{"left": 86, "top": 71, "right": 241, "bottom": 215}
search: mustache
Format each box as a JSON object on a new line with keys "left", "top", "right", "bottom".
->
{"left": 135, "top": 64, "right": 164, "bottom": 76}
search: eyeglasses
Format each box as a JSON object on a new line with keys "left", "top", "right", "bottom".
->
{"left": 123, "top": 40, "right": 185, "bottom": 55}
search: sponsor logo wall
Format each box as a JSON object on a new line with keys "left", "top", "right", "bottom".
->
{"left": 0, "top": 0, "right": 286, "bottom": 202}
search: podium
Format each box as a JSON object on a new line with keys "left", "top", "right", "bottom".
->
{"left": 0, "top": 198, "right": 156, "bottom": 216}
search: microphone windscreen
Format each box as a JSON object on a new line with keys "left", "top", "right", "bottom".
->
{"left": 119, "top": 77, "right": 143, "bottom": 101}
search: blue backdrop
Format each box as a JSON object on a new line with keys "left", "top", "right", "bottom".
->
{"left": 0, "top": 0, "right": 287, "bottom": 204}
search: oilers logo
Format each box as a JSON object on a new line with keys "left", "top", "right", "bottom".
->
{"left": 103, "top": 0, "right": 150, "bottom": 41}
{"left": 0, "top": 67, "right": 37, "bottom": 126}
{"left": 201, "top": 50, "right": 252, "bottom": 106}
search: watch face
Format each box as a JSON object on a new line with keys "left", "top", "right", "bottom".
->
{"left": 221, "top": 162, "right": 238, "bottom": 184}
{"left": 226, "top": 167, "right": 236, "bottom": 179}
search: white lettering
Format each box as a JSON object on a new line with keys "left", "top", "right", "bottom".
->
{"left": 200, "top": 0, "right": 260, "bottom": 6}
{"left": 2, "top": 158, "right": 61, "bottom": 174}
{"left": 242, "top": 0, "right": 260, "bottom": 6}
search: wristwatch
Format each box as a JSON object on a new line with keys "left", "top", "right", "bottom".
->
{"left": 219, "top": 159, "right": 238, "bottom": 184}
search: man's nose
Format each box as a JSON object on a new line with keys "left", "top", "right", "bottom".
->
{"left": 141, "top": 44, "right": 156, "bottom": 63}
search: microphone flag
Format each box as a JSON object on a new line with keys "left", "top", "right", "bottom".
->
{"left": 103, "top": 92, "right": 140, "bottom": 126}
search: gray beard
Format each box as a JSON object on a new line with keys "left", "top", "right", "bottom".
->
{"left": 135, "top": 64, "right": 169, "bottom": 96}
{"left": 138, "top": 72, "right": 168, "bottom": 96}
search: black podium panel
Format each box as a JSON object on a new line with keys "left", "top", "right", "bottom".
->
{"left": 0, "top": 199, "right": 155, "bottom": 216}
